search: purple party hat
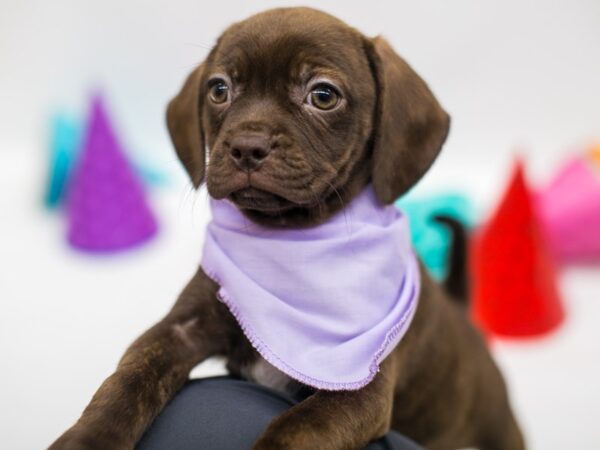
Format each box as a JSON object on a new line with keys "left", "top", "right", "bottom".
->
{"left": 66, "top": 95, "right": 158, "bottom": 252}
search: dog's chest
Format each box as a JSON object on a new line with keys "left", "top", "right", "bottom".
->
{"left": 240, "top": 356, "right": 300, "bottom": 395}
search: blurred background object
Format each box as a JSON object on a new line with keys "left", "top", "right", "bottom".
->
{"left": 44, "top": 113, "right": 82, "bottom": 208}
{"left": 65, "top": 95, "right": 158, "bottom": 253}
{"left": 536, "top": 148, "right": 600, "bottom": 262}
{"left": 396, "top": 192, "right": 475, "bottom": 280}
{"left": 471, "top": 162, "right": 565, "bottom": 338}
{"left": 1, "top": 1, "right": 599, "bottom": 450}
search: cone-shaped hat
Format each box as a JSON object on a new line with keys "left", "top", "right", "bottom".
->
{"left": 536, "top": 155, "right": 600, "bottom": 261}
{"left": 67, "top": 95, "right": 158, "bottom": 252}
{"left": 44, "top": 114, "right": 81, "bottom": 208}
{"left": 472, "top": 162, "right": 564, "bottom": 337}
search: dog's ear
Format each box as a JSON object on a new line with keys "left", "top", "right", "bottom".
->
{"left": 166, "top": 63, "right": 206, "bottom": 188}
{"left": 365, "top": 37, "right": 450, "bottom": 204}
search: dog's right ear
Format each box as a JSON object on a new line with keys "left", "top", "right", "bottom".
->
{"left": 166, "top": 63, "right": 206, "bottom": 188}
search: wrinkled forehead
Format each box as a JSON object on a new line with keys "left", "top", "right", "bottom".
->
{"left": 208, "top": 13, "right": 369, "bottom": 88}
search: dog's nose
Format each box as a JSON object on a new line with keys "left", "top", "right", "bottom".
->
{"left": 229, "top": 134, "right": 272, "bottom": 171}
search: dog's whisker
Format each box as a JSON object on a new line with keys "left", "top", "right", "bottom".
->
{"left": 306, "top": 181, "right": 324, "bottom": 222}
{"left": 322, "top": 178, "right": 352, "bottom": 236}
{"left": 184, "top": 42, "right": 213, "bottom": 50}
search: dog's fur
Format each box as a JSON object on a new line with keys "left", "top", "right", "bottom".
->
{"left": 49, "top": 8, "right": 525, "bottom": 450}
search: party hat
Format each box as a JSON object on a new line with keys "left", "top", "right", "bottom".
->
{"left": 471, "top": 162, "right": 564, "bottom": 337}
{"left": 536, "top": 155, "right": 600, "bottom": 262}
{"left": 396, "top": 193, "right": 474, "bottom": 280}
{"left": 44, "top": 114, "right": 82, "bottom": 208}
{"left": 589, "top": 144, "right": 600, "bottom": 167}
{"left": 66, "top": 95, "right": 158, "bottom": 252}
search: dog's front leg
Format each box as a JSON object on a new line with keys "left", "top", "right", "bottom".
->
{"left": 253, "top": 360, "right": 396, "bottom": 450}
{"left": 48, "top": 269, "right": 231, "bottom": 450}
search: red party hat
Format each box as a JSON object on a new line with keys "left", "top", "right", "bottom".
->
{"left": 471, "top": 161, "right": 564, "bottom": 337}
{"left": 66, "top": 95, "right": 158, "bottom": 252}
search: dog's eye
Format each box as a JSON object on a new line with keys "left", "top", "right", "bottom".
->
{"left": 208, "top": 80, "right": 230, "bottom": 104}
{"left": 308, "top": 84, "right": 339, "bottom": 110}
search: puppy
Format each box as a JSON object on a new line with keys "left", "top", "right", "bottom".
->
{"left": 49, "top": 7, "right": 525, "bottom": 450}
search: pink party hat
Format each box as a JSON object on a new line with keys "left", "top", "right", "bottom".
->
{"left": 66, "top": 95, "right": 158, "bottom": 252}
{"left": 536, "top": 156, "right": 600, "bottom": 262}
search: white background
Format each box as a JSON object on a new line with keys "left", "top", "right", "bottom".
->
{"left": 1, "top": 1, "right": 599, "bottom": 449}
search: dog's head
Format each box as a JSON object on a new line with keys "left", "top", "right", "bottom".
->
{"left": 167, "top": 7, "right": 449, "bottom": 227}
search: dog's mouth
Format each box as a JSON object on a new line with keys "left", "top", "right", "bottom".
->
{"left": 229, "top": 187, "right": 297, "bottom": 213}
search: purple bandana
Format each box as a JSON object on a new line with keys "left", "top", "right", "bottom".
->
{"left": 201, "top": 185, "right": 420, "bottom": 391}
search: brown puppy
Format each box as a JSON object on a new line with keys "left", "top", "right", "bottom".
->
{"left": 49, "top": 8, "right": 525, "bottom": 450}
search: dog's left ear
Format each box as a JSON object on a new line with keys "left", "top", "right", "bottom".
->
{"left": 365, "top": 37, "right": 450, "bottom": 204}
{"left": 166, "top": 63, "right": 206, "bottom": 188}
